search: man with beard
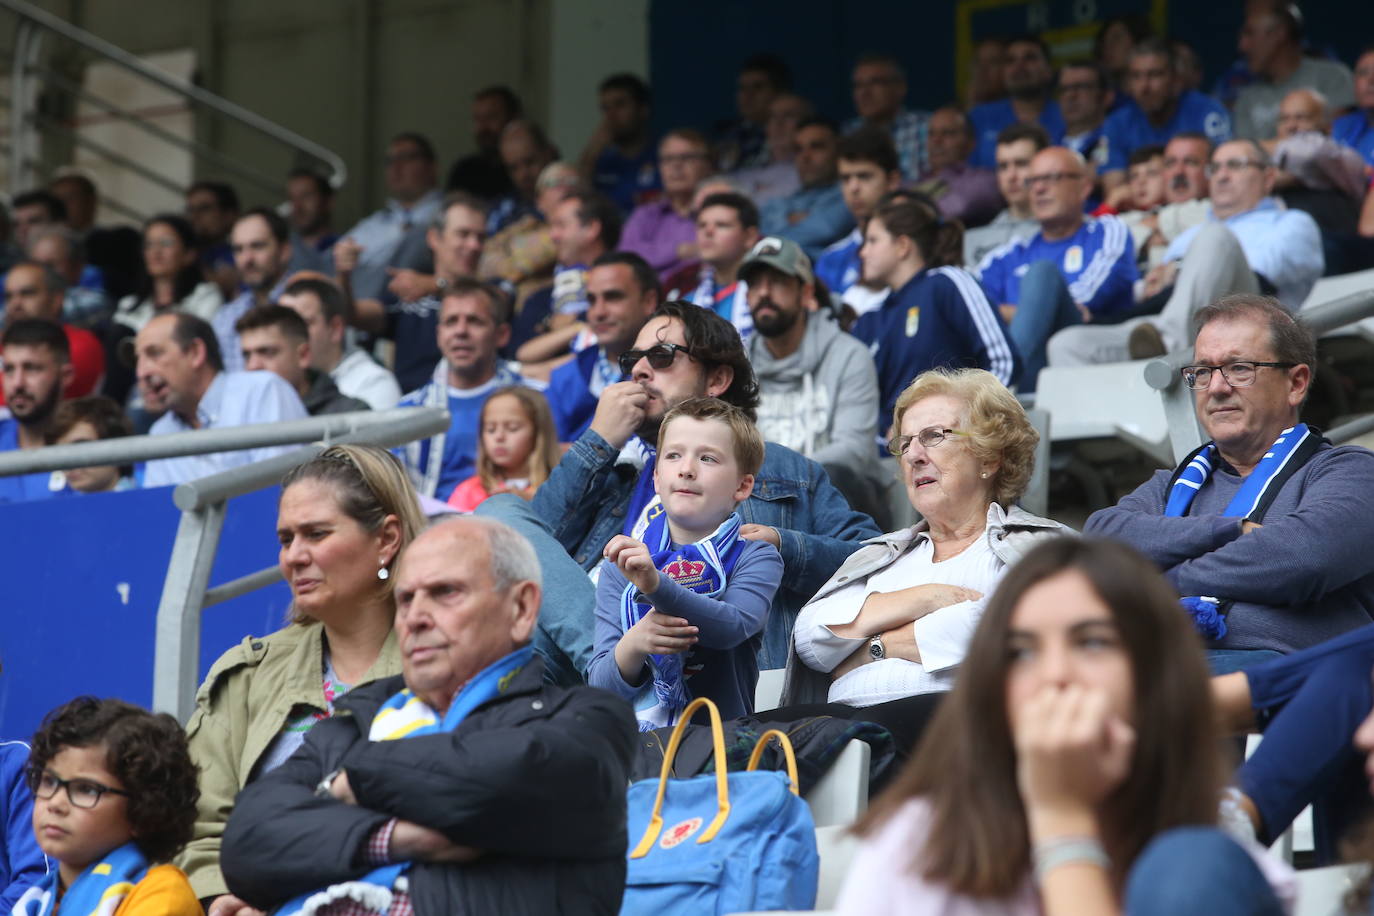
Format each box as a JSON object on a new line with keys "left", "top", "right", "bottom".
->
{"left": 397, "top": 279, "right": 539, "bottom": 500}
{"left": 533, "top": 300, "right": 880, "bottom": 670}
{"left": 283, "top": 168, "right": 337, "bottom": 274}
{"left": 969, "top": 35, "right": 1065, "bottom": 168}
{"left": 0, "top": 319, "right": 73, "bottom": 502}
{"left": 546, "top": 251, "right": 659, "bottom": 442}
{"left": 742, "top": 237, "right": 882, "bottom": 521}
{"left": 352, "top": 193, "right": 488, "bottom": 392}
{"left": 212, "top": 208, "right": 293, "bottom": 373}
{"left": 1, "top": 261, "right": 104, "bottom": 403}
{"left": 137, "top": 311, "right": 306, "bottom": 487}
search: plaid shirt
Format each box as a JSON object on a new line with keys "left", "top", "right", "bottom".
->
{"left": 315, "top": 818, "right": 413, "bottom": 916}
{"left": 844, "top": 108, "right": 930, "bottom": 180}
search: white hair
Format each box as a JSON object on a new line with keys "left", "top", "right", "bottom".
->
{"left": 423, "top": 514, "right": 542, "bottom": 591}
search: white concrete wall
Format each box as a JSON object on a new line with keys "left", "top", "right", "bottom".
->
{"left": 1, "top": 0, "right": 643, "bottom": 224}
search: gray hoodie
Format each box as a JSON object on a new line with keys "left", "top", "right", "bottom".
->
{"left": 747, "top": 313, "right": 880, "bottom": 479}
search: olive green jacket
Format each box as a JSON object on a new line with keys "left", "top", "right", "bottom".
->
{"left": 175, "top": 623, "right": 402, "bottom": 900}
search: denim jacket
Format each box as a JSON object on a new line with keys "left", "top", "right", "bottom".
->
{"left": 532, "top": 428, "right": 882, "bottom": 670}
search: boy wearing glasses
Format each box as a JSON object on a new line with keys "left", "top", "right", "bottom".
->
{"left": 588, "top": 397, "right": 783, "bottom": 727}
{"left": 20, "top": 697, "right": 200, "bottom": 915}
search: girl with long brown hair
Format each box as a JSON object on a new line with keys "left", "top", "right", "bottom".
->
{"left": 837, "top": 537, "right": 1290, "bottom": 915}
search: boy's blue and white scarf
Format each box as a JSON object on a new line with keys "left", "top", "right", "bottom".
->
{"left": 12, "top": 841, "right": 145, "bottom": 916}
{"left": 275, "top": 646, "right": 533, "bottom": 916}
{"left": 1164, "top": 423, "right": 1323, "bottom": 640}
{"left": 619, "top": 507, "right": 746, "bottom": 731}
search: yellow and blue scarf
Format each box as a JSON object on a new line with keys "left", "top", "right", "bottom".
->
{"left": 11, "top": 841, "right": 145, "bottom": 916}
{"left": 276, "top": 646, "right": 532, "bottom": 916}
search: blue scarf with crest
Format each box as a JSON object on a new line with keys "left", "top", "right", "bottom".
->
{"left": 619, "top": 507, "right": 745, "bottom": 731}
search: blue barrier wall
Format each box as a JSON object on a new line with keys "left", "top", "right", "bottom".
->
{"left": 0, "top": 484, "right": 291, "bottom": 740}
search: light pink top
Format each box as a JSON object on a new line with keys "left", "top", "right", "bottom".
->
{"left": 835, "top": 798, "right": 1295, "bottom": 916}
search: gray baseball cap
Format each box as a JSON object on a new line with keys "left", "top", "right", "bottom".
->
{"left": 739, "top": 236, "right": 814, "bottom": 286}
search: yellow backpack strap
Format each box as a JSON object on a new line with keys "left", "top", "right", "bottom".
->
{"left": 745, "top": 728, "right": 801, "bottom": 796}
{"left": 628, "top": 697, "right": 732, "bottom": 858}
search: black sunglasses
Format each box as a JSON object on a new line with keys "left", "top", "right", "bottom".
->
{"left": 617, "top": 343, "right": 694, "bottom": 376}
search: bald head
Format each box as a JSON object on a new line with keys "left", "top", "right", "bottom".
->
{"left": 1276, "top": 88, "right": 1329, "bottom": 139}
{"left": 500, "top": 120, "right": 556, "bottom": 201}
{"left": 1027, "top": 146, "right": 1092, "bottom": 236}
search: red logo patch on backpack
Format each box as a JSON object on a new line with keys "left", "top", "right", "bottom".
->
{"left": 660, "top": 816, "right": 704, "bottom": 849}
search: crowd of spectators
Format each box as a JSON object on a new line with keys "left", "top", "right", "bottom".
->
{"left": 12, "top": 4, "right": 1374, "bottom": 914}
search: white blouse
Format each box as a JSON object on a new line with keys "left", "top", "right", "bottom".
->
{"left": 793, "top": 534, "right": 1004, "bottom": 706}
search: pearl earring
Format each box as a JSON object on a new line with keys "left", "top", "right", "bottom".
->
{"left": 377, "top": 567, "right": 389, "bottom": 581}
{"left": 980, "top": 472, "right": 988, "bottom": 479}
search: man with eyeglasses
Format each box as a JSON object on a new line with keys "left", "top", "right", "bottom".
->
{"left": 975, "top": 145, "right": 1137, "bottom": 391}
{"left": 1047, "top": 138, "right": 1322, "bottom": 366}
{"left": 333, "top": 132, "right": 443, "bottom": 304}
{"left": 1100, "top": 39, "right": 1232, "bottom": 206}
{"left": 533, "top": 300, "right": 880, "bottom": 670}
{"left": 1086, "top": 294, "right": 1374, "bottom": 671}
{"left": 620, "top": 129, "right": 715, "bottom": 282}
{"left": 843, "top": 53, "right": 930, "bottom": 181}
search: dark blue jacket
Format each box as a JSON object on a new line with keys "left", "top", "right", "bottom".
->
{"left": 1, "top": 742, "right": 48, "bottom": 910}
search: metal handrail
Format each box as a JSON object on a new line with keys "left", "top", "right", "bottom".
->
{"left": 0, "top": 0, "right": 346, "bottom": 191}
{"left": 152, "top": 408, "right": 451, "bottom": 720}
{"left": 0, "top": 407, "right": 446, "bottom": 477}
{"left": 30, "top": 61, "right": 286, "bottom": 198}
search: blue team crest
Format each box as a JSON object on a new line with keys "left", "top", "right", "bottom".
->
{"left": 905, "top": 306, "right": 919, "bottom": 337}
{"left": 1063, "top": 245, "right": 1083, "bottom": 273}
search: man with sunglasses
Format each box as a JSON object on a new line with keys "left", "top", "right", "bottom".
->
{"left": 533, "top": 300, "right": 881, "bottom": 670}
{"left": 1047, "top": 138, "right": 1323, "bottom": 367}
{"left": 1086, "top": 295, "right": 1374, "bottom": 671}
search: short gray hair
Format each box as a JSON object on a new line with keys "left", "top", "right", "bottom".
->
{"left": 425, "top": 514, "right": 542, "bottom": 591}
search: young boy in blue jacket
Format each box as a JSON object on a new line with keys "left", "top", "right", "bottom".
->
{"left": 588, "top": 397, "right": 783, "bottom": 728}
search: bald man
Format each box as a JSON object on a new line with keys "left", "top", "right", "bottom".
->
{"left": 1269, "top": 89, "right": 1368, "bottom": 201}
{"left": 974, "top": 146, "right": 1138, "bottom": 390}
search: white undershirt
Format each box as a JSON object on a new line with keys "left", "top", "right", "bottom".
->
{"left": 793, "top": 535, "right": 1003, "bottom": 707}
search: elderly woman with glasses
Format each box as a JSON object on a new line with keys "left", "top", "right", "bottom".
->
{"left": 782, "top": 368, "right": 1069, "bottom": 723}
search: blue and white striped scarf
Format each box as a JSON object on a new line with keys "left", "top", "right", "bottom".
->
{"left": 619, "top": 507, "right": 745, "bottom": 731}
{"left": 1164, "top": 423, "right": 1322, "bottom": 639}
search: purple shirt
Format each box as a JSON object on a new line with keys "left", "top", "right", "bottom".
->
{"left": 914, "top": 163, "right": 1004, "bottom": 227}
{"left": 619, "top": 197, "right": 699, "bottom": 281}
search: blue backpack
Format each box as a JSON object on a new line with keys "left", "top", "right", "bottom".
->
{"left": 620, "top": 697, "right": 819, "bottom": 915}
